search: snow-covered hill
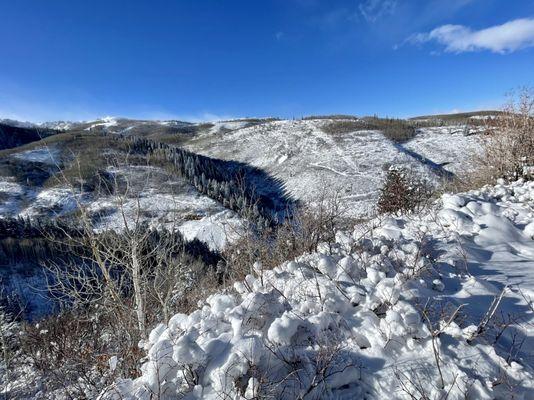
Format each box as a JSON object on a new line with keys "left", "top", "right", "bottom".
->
{"left": 0, "top": 117, "right": 482, "bottom": 246}
{"left": 103, "top": 179, "right": 534, "bottom": 400}
{"left": 185, "top": 119, "right": 481, "bottom": 217}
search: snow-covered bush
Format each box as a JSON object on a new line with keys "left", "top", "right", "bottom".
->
{"left": 101, "top": 179, "right": 534, "bottom": 399}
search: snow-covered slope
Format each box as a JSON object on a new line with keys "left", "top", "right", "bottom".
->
{"left": 185, "top": 120, "right": 481, "bottom": 217}
{"left": 0, "top": 161, "right": 242, "bottom": 250}
{"left": 103, "top": 179, "right": 534, "bottom": 400}
{"left": 404, "top": 126, "right": 482, "bottom": 175}
{"left": 1, "top": 118, "right": 482, "bottom": 222}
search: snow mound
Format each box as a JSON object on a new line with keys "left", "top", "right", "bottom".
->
{"left": 102, "top": 179, "right": 534, "bottom": 399}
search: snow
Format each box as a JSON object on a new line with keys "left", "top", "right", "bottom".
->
{"left": 88, "top": 189, "right": 242, "bottom": 250}
{"left": 12, "top": 147, "right": 60, "bottom": 165}
{"left": 85, "top": 116, "right": 118, "bottom": 130}
{"left": 469, "top": 115, "right": 497, "bottom": 120}
{"left": 38, "top": 121, "right": 73, "bottom": 130}
{"left": 102, "top": 179, "right": 534, "bottom": 400}
{"left": 86, "top": 166, "right": 243, "bottom": 250}
{"left": 0, "top": 180, "right": 24, "bottom": 196}
{"left": 178, "top": 210, "right": 242, "bottom": 250}
{"left": 0, "top": 164, "right": 243, "bottom": 250}
{"left": 19, "top": 188, "right": 79, "bottom": 218}
{"left": 0, "top": 175, "right": 82, "bottom": 218}
{"left": 405, "top": 126, "right": 482, "bottom": 176}
{"left": 185, "top": 120, "right": 482, "bottom": 217}
{"left": 208, "top": 120, "right": 251, "bottom": 135}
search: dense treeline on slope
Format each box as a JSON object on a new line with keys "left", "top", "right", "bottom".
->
{"left": 320, "top": 116, "right": 418, "bottom": 142}
{"left": 0, "top": 217, "right": 221, "bottom": 270}
{"left": 0, "top": 123, "right": 59, "bottom": 150}
{"left": 125, "top": 136, "right": 296, "bottom": 226}
{"left": 0, "top": 217, "right": 82, "bottom": 264}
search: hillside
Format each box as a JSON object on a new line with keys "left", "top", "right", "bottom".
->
{"left": 184, "top": 118, "right": 482, "bottom": 217}
{"left": 0, "top": 123, "right": 59, "bottom": 150}
{"left": 0, "top": 115, "right": 483, "bottom": 232}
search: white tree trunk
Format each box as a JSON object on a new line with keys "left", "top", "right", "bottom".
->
{"left": 131, "top": 240, "right": 146, "bottom": 337}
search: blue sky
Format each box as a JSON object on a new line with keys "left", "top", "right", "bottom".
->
{"left": 1, "top": 0, "right": 533, "bottom": 122}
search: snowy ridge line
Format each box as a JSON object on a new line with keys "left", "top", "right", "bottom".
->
{"left": 101, "top": 179, "right": 534, "bottom": 399}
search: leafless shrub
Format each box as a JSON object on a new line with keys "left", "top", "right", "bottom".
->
{"left": 9, "top": 153, "right": 224, "bottom": 396}
{"left": 475, "top": 87, "right": 534, "bottom": 182}
{"left": 18, "top": 308, "right": 141, "bottom": 398}
{"left": 222, "top": 190, "right": 346, "bottom": 285}
{"left": 0, "top": 303, "right": 20, "bottom": 397}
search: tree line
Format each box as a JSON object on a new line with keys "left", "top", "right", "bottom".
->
{"left": 123, "top": 136, "right": 296, "bottom": 229}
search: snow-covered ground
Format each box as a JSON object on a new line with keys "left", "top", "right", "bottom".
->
{"left": 87, "top": 169, "right": 243, "bottom": 250}
{"left": 405, "top": 126, "right": 482, "bottom": 175}
{"left": 87, "top": 190, "right": 241, "bottom": 250}
{"left": 0, "top": 164, "right": 242, "bottom": 250}
{"left": 103, "top": 179, "right": 534, "bottom": 400}
{"left": 1, "top": 119, "right": 483, "bottom": 223}
{"left": 12, "top": 147, "right": 60, "bottom": 165}
{"left": 185, "top": 120, "right": 482, "bottom": 217}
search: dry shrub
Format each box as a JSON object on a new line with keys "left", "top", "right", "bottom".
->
{"left": 19, "top": 307, "right": 143, "bottom": 398}
{"left": 221, "top": 192, "right": 346, "bottom": 284}
{"left": 476, "top": 88, "right": 534, "bottom": 182}
{"left": 377, "top": 167, "right": 432, "bottom": 215}
{"left": 363, "top": 117, "right": 417, "bottom": 142}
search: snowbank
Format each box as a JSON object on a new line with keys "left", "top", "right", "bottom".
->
{"left": 102, "top": 179, "right": 534, "bottom": 399}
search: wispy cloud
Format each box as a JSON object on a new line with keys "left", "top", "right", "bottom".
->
{"left": 407, "top": 18, "right": 534, "bottom": 54}
{"left": 359, "top": 0, "right": 397, "bottom": 22}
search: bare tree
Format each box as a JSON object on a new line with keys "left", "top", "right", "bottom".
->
{"left": 477, "top": 87, "right": 534, "bottom": 181}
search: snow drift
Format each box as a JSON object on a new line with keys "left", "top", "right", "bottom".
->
{"left": 102, "top": 179, "right": 534, "bottom": 399}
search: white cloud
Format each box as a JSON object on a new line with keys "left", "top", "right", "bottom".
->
{"left": 408, "top": 18, "right": 534, "bottom": 54}
{"left": 359, "top": 0, "right": 397, "bottom": 22}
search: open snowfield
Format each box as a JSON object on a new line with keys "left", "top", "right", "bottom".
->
{"left": 185, "top": 119, "right": 482, "bottom": 217}
{"left": 103, "top": 179, "right": 534, "bottom": 400}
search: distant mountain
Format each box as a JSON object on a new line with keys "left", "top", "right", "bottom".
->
{"left": 0, "top": 122, "right": 59, "bottom": 150}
